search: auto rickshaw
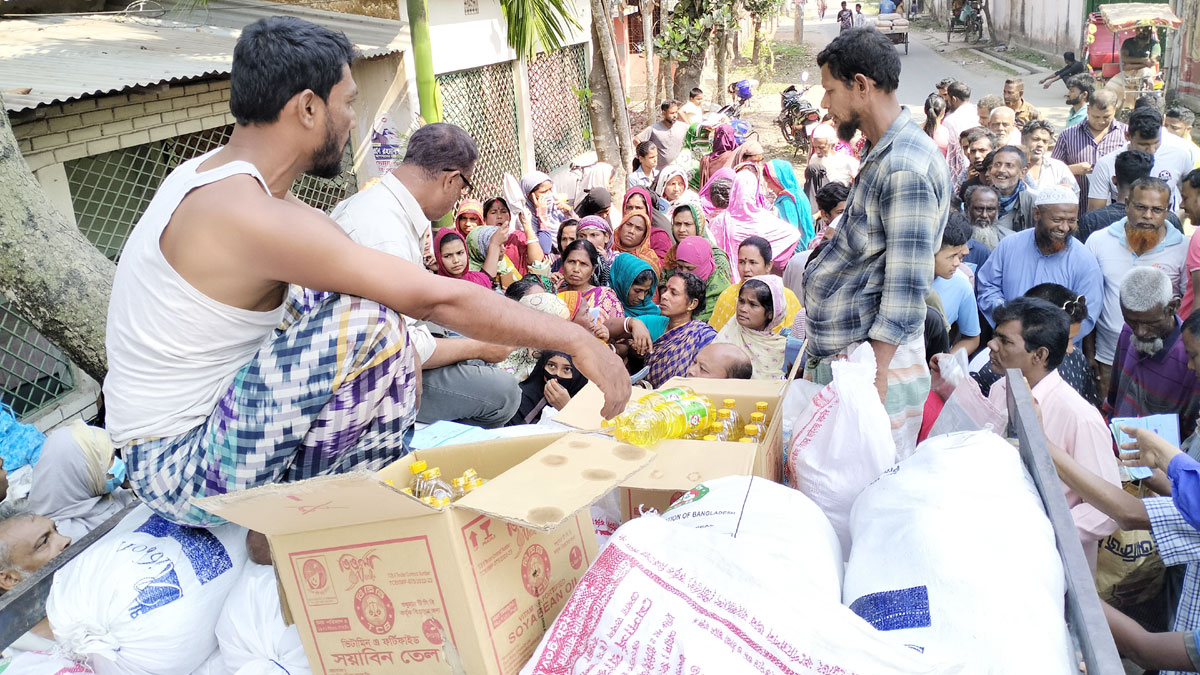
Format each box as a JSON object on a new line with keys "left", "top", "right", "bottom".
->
{"left": 1083, "top": 2, "right": 1182, "bottom": 109}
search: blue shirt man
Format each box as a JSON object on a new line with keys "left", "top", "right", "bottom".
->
{"left": 976, "top": 186, "right": 1105, "bottom": 338}
{"left": 879, "top": 0, "right": 896, "bottom": 13}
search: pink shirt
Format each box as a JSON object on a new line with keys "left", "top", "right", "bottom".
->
{"left": 989, "top": 371, "right": 1120, "bottom": 573}
{"left": 1179, "top": 233, "right": 1200, "bottom": 319}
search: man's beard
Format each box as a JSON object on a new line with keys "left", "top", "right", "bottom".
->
{"left": 1127, "top": 226, "right": 1163, "bottom": 255}
{"left": 837, "top": 111, "right": 861, "bottom": 142}
{"left": 1066, "top": 93, "right": 1082, "bottom": 107}
{"left": 1133, "top": 335, "right": 1165, "bottom": 356}
{"left": 972, "top": 224, "right": 1000, "bottom": 249}
{"left": 1035, "top": 227, "right": 1068, "bottom": 254}
{"left": 307, "top": 118, "right": 345, "bottom": 180}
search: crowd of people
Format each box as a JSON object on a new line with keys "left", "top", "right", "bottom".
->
{"left": 2, "top": 12, "right": 1200, "bottom": 672}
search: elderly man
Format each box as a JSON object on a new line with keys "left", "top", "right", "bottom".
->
{"left": 988, "top": 145, "right": 1037, "bottom": 232}
{"left": 1003, "top": 78, "right": 1040, "bottom": 126}
{"left": 977, "top": 94, "right": 1005, "bottom": 128}
{"left": 1052, "top": 89, "right": 1128, "bottom": 212}
{"left": 1063, "top": 74, "right": 1095, "bottom": 129}
{"left": 977, "top": 185, "right": 1104, "bottom": 335}
{"left": 984, "top": 297, "right": 1119, "bottom": 572}
{"left": 1088, "top": 108, "right": 1196, "bottom": 214}
{"left": 102, "top": 17, "right": 629, "bottom": 529}
{"left": 0, "top": 506, "right": 71, "bottom": 594}
{"left": 1078, "top": 150, "right": 1184, "bottom": 243}
{"left": 988, "top": 106, "right": 1021, "bottom": 146}
{"left": 686, "top": 343, "right": 753, "bottom": 380}
{"left": 1087, "top": 177, "right": 1188, "bottom": 401}
{"left": 1105, "top": 267, "right": 1200, "bottom": 443}
{"left": 808, "top": 124, "right": 860, "bottom": 187}
{"left": 963, "top": 185, "right": 1009, "bottom": 250}
{"left": 332, "top": 124, "right": 523, "bottom": 429}
{"left": 1022, "top": 120, "right": 1077, "bottom": 194}
{"left": 806, "top": 28, "right": 950, "bottom": 458}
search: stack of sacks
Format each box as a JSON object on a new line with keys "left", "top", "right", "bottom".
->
{"left": 892, "top": 16, "right": 911, "bottom": 29}
{"left": 843, "top": 430, "right": 1075, "bottom": 674}
{"left": 521, "top": 477, "right": 962, "bottom": 674}
{"left": 45, "top": 505, "right": 248, "bottom": 675}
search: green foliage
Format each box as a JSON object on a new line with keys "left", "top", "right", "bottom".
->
{"left": 742, "top": 0, "right": 787, "bottom": 16}
{"left": 499, "top": 0, "right": 583, "bottom": 60}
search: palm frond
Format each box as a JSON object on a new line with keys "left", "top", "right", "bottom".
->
{"left": 500, "top": 0, "right": 583, "bottom": 60}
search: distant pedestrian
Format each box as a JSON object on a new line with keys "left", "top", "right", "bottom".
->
{"left": 836, "top": 1, "right": 854, "bottom": 31}
{"left": 854, "top": 3, "right": 865, "bottom": 26}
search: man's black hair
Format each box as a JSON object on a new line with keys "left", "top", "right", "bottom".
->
{"left": 689, "top": 87, "right": 704, "bottom": 99}
{"left": 739, "top": 236, "right": 773, "bottom": 265}
{"left": 937, "top": 78, "right": 957, "bottom": 90}
{"left": 993, "top": 145, "right": 1028, "bottom": 168}
{"left": 964, "top": 126, "right": 996, "bottom": 146}
{"left": 940, "top": 212, "right": 972, "bottom": 249}
{"left": 1183, "top": 308, "right": 1200, "bottom": 339}
{"left": 1182, "top": 168, "right": 1200, "bottom": 191}
{"left": 1065, "top": 73, "right": 1095, "bottom": 100}
{"left": 1134, "top": 94, "right": 1165, "bottom": 115}
{"left": 1063, "top": 51, "right": 1076, "bottom": 62}
{"left": 1167, "top": 107, "right": 1196, "bottom": 127}
{"left": 1129, "top": 176, "right": 1171, "bottom": 201}
{"left": 1114, "top": 149, "right": 1154, "bottom": 190}
{"left": 817, "top": 28, "right": 901, "bottom": 94}
{"left": 1020, "top": 119, "right": 1055, "bottom": 141}
{"left": 504, "top": 278, "right": 543, "bottom": 301}
{"left": 230, "top": 16, "right": 356, "bottom": 125}
{"left": 1128, "top": 107, "right": 1164, "bottom": 141}
{"left": 815, "top": 181, "right": 850, "bottom": 214}
{"left": 947, "top": 81, "right": 971, "bottom": 102}
{"left": 402, "top": 123, "right": 479, "bottom": 178}
{"left": 660, "top": 100, "right": 679, "bottom": 112}
{"left": 993, "top": 297, "right": 1071, "bottom": 371}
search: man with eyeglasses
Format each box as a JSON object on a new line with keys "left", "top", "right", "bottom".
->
{"left": 1087, "top": 107, "right": 1195, "bottom": 215}
{"left": 1086, "top": 177, "right": 1188, "bottom": 401}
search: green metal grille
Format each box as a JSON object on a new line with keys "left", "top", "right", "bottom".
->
{"left": 528, "top": 44, "right": 595, "bottom": 173}
{"left": 0, "top": 302, "right": 74, "bottom": 419}
{"left": 437, "top": 62, "right": 522, "bottom": 199}
{"left": 65, "top": 124, "right": 356, "bottom": 262}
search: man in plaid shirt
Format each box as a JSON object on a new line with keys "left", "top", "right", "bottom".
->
{"left": 803, "top": 28, "right": 951, "bottom": 457}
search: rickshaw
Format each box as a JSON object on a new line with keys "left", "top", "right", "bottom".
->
{"left": 947, "top": 0, "right": 983, "bottom": 44}
{"left": 1084, "top": 3, "right": 1182, "bottom": 107}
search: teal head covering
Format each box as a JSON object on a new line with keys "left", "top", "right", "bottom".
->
{"left": 609, "top": 253, "right": 669, "bottom": 340}
{"left": 765, "top": 159, "right": 815, "bottom": 249}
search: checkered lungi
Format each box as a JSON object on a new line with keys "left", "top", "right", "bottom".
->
{"left": 126, "top": 288, "right": 418, "bottom": 527}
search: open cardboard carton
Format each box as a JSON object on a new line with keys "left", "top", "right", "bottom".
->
{"left": 555, "top": 376, "right": 788, "bottom": 519}
{"left": 194, "top": 432, "right": 653, "bottom": 675}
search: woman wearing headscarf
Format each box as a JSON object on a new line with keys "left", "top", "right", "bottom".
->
{"left": 654, "top": 166, "right": 700, "bottom": 210}
{"left": 673, "top": 236, "right": 731, "bottom": 323}
{"left": 454, "top": 198, "right": 486, "bottom": 237}
{"left": 698, "top": 167, "right": 737, "bottom": 219}
{"left": 497, "top": 291, "right": 569, "bottom": 381}
{"left": 609, "top": 253, "right": 669, "bottom": 340}
{"left": 522, "top": 170, "right": 572, "bottom": 254}
{"left": 576, "top": 215, "right": 615, "bottom": 287}
{"left": 507, "top": 351, "right": 590, "bottom": 426}
{"left": 557, "top": 239, "right": 625, "bottom": 320}
{"left": 707, "top": 170, "right": 801, "bottom": 279}
{"left": 26, "top": 422, "right": 135, "bottom": 541}
{"left": 575, "top": 187, "right": 614, "bottom": 223}
{"left": 622, "top": 186, "right": 673, "bottom": 254}
{"left": 613, "top": 210, "right": 664, "bottom": 278}
{"left": 699, "top": 124, "right": 738, "bottom": 187}
{"left": 634, "top": 272, "right": 719, "bottom": 387}
{"left": 763, "top": 159, "right": 816, "bottom": 249}
{"left": 434, "top": 228, "right": 496, "bottom": 288}
{"left": 729, "top": 138, "right": 765, "bottom": 176}
{"left": 714, "top": 275, "right": 788, "bottom": 379}
{"left": 551, "top": 219, "right": 579, "bottom": 272}
{"left": 709, "top": 236, "right": 802, "bottom": 334}
{"left": 466, "top": 207, "right": 547, "bottom": 279}
{"left": 483, "top": 196, "right": 511, "bottom": 229}
{"left": 664, "top": 202, "right": 731, "bottom": 282}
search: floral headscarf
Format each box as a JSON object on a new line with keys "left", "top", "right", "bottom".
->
{"left": 454, "top": 199, "right": 485, "bottom": 237}
{"left": 714, "top": 275, "right": 787, "bottom": 379}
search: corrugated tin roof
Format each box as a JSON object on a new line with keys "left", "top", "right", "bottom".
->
{"left": 0, "top": 0, "right": 408, "bottom": 113}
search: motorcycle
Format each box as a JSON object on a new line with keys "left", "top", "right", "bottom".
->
{"left": 776, "top": 72, "right": 821, "bottom": 157}
{"left": 720, "top": 79, "right": 758, "bottom": 120}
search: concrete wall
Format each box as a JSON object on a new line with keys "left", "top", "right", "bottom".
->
{"left": 1172, "top": 0, "right": 1200, "bottom": 109}
{"left": 989, "top": 0, "right": 1086, "bottom": 57}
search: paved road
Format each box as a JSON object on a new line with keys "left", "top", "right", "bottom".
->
{"left": 786, "top": 12, "right": 1074, "bottom": 130}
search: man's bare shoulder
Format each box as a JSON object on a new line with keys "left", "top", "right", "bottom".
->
{"left": 175, "top": 174, "right": 331, "bottom": 241}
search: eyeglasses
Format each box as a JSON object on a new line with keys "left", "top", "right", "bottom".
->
{"left": 1129, "top": 202, "right": 1167, "bottom": 216}
{"left": 445, "top": 169, "right": 474, "bottom": 195}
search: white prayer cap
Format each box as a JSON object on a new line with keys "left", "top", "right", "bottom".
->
{"left": 1034, "top": 185, "right": 1076, "bottom": 207}
{"left": 813, "top": 124, "right": 837, "bottom": 141}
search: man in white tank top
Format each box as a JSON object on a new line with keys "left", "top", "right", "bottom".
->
{"left": 104, "top": 17, "right": 630, "bottom": 530}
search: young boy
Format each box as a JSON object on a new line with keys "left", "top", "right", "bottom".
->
{"left": 931, "top": 213, "right": 981, "bottom": 356}
{"left": 679, "top": 88, "right": 705, "bottom": 124}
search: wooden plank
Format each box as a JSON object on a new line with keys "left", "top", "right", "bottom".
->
{"left": 0, "top": 502, "right": 138, "bottom": 649}
{"left": 1005, "top": 371, "right": 1124, "bottom": 675}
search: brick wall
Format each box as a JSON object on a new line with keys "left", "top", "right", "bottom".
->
{"left": 9, "top": 78, "right": 235, "bottom": 174}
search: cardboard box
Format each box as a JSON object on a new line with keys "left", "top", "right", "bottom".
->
{"left": 555, "top": 377, "right": 788, "bottom": 520}
{"left": 194, "top": 432, "right": 653, "bottom": 675}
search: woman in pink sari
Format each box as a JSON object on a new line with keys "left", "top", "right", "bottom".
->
{"left": 707, "top": 169, "right": 801, "bottom": 282}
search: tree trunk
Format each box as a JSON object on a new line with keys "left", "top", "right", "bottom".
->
{"left": 641, "top": 0, "right": 656, "bottom": 115}
{"left": 588, "top": 26, "right": 627, "bottom": 187}
{"left": 0, "top": 97, "right": 113, "bottom": 383}
{"left": 715, "top": 28, "right": 729, "bottom": 104}
{"left": 980, "top": 0, "right": 995, "bottom": 44}
{"left": 752, "top": 15, "right": 763, "bottom": 63}
{"left": 663, "top": 62, "right": 674, "bottom": 102}
{"left": 406, "top": 0, "right": 442, "bottom": 123}
{"left": 591, "top": 0, "right": 635, "bottom": 177}
{"left": 673, "top": 56, "right": 704, "bottom": 99}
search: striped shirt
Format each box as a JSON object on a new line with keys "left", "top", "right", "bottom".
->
{"left": 1104, "top": 322, "right": 1200, "bottom": 442}
{"left": 1051, "top": 118, "right": 1128, "bottom": 210}
{"left": 1146, "top": 496, "right": 1200, "bottom": 675}
{"left": 804, "top": 112, "right": 951, "bottom": 360}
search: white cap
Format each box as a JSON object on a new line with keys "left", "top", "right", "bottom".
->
{"left": 1033, "top": 185, "right": 1076, "bottom": 207}
{"left": 813, "top": 124, "right": 837, "bottom": 141}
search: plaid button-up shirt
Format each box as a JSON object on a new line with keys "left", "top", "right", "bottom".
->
{"left": 804, "top": 112, "right": 951, "bottom": 360}
{"left": 1147, "top": 496, "right": 1200, "bottom": 675}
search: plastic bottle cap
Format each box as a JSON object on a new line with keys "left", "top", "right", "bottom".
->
{"left": 463, "top": 468, "right": 479, "bottom": 480}
{"left": 432, "top": 497, "right": 451, "bottom": 507}
{"left": 409, "top": 460, "right": 428, "bottom": 475}
{"left": 723, "top": 398, "right": 737, "bottom": 408}
{"left": 739, "top": 437, "right": 756, "bottom": 443}
{"left": 703, "top": 434, "right": 718, "bottom": 441}
{"left": 751, "top": 412, "right": 765, "bottom": 423}
{"left": 451, "top": 477, "right": 464, "bottom": 489}
{"left": 421, "top": 496, "right": 436, "bottom": 505}
{"left": 421, "top": 468, "right": 441, "bottom": 480}
{"left": 717, "top": 408, "right": 731, "bottom": 419}
{"left": 756, "top": 401, "right": 769, "bottom": 411}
